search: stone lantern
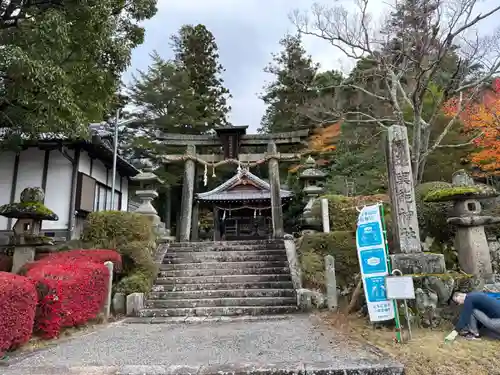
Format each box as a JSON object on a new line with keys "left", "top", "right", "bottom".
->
{"left": 0, "top": 187, "right": 58, "bottom": 273}
{"left": 299, "top": 156, "right": 327, "bottom": 229}
{"left": 424, "top": 170, "right": 500, "bottom": 282}
{"left": 130, "top": 166, "right": 165, "bottom": 234}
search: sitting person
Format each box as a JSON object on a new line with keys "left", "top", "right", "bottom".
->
{"left": 445, "top": 291, "right": 500, "bottom": 342}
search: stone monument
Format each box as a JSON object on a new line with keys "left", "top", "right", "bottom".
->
{"left": 299, "top": 156, "right": 327, "bottom": 230}
{"left": 386, "top": 125, "right": 446, "bottom": 274}
{"left": 424, "top": 170, "right": 499, "bottom": 282}
{"left": 0, "top": 187, "right": 58, "bottom": 273}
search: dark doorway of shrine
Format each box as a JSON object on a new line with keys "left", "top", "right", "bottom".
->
{"left": 217, "top": 207, "right": 272, "bottom": 241}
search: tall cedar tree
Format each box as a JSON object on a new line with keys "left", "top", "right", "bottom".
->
{"left": 259, "top": 34, "right": 318, "bottom": 134}
{"left": 171, "top": 24, "right": 231, "bottom": 131}
{"left": 125, "top": 52, "right": 200, "bottom": 186}
{"left": 0, "top": 0, "right": 157, "bottom": 148}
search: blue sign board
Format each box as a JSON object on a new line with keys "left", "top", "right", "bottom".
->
{"left": 356, "top": 204, "right": 395, "bottom": 322}
{"left": 356, "top": 222, "right": 383, "bottom": 248}
{"left": 364, "top": 276, "right": 388, "bottom": 302}
{"left": 359, "top": 248, "right": 388, "bottom": 275}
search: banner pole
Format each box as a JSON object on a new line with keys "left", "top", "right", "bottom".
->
{"left": 378, "top": 202, "right": 402, "bottom": 343}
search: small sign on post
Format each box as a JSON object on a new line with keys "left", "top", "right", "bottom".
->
{"left": 386, "top": 269, "right": 415, "bottom": 341}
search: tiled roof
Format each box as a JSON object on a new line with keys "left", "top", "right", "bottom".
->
{"left": 0, "top": 124, "right": 140, "bottom": 177}
{"left": 197, "top": 169, "right": 293, "bottom": 202}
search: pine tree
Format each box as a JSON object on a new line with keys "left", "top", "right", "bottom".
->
{"left": 259, "top": 34, "right": 319, "bottom": 133}
{"left": 171, "top": 24, "right": 231, "bottom": 131}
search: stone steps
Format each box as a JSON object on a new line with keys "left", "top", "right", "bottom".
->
{"left": 163, "top": 251, "right": 288, "bottom": 263}
{"left": 138, "top": 305, "right": 298, "bottom": 317}
{"left": 152, "top": 281, "right": 294, "bottom": 292}
{"left": 155, "top": 274, "right": 292, "bottom": 285}
{"left": 170, "top": 244, "right": 286, "bottom": 252}
{"left": 160, "top": 261, "right": 288, "bottom": 270}
{"left": 145, "top": 296, "right": 297, "bottom": 308}
{"left": 135, "top": 240, "right": 297, "bottom": 320}
{"left": 148, "top": 288, "right": 296, "bottom": 299}
{"left": 171, "top": 239, "right": 284, "bottom": 248}
{"left": 159, "top": 267, "right": 290, "bottom": 277}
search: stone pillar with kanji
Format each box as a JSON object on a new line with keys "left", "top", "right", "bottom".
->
{"left": 386, "top": 125, "right": 446, "bottom": 274}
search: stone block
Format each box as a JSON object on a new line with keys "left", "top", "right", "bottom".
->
{"left": 284, "top": 235, "right": 302, "bottom": 290}
{"left": 11, "top": 246, "right": 36, "bottom": 273}
{"left": 112, "top": 292, "right": 126, "bottom": 315}
{"left": 297, "top": 288, "right": 313, "bottom": 311}
{"left": 325, "top": 255, "right": 338, "bottom": 311}
{"left": 126, "top": 293, "right": 145, "bottom": 317}
{"left": 102, "top": 261, "right": 114, "bottom": 319}
{"left": 311, "top": 290, "right": 326, "bottom": 309}
{"left": 390, "top": 252, "right": 446, "bottom": 275}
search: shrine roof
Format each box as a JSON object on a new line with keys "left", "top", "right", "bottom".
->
{"left": 197, "top": 169, "right": 293, "bottom": 202}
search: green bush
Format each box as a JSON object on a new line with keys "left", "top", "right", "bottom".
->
{"left": 82, "top": 211, "right": 154, "bottom": 247}
{"left": 298, "top": 231, "right": 359, "bottom": 292}
{"left": 114, "top": 269, "right": 155, "bottom": 295}
{"left": 81, "top": 211, "right": 158, "bottom": 295}
{"left": 415, "top": 181, "right": 454, "bottom": 243}
{"left": 311, "top": 194, "right": 391, "bottom": 232}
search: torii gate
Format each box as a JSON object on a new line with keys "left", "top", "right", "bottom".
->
{"left": 160, "top": 126, "right": 310, "bottom": 241}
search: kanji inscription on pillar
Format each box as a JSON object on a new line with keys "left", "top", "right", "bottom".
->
{"left": 387, "top": 125, "right": 421, "bottom": 253}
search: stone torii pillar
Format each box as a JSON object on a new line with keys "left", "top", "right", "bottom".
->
{"left": 267, "top": 141, "right": 284, "bottom": 238}
{"left": 179, "top": 145, "right": 196, "bottom": 242}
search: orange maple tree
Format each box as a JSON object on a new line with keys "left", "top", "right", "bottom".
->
{"left": 443, "top": 78, "right": 500, "bottom": 174}
{"left": 289, "top": 122, "right": 341, "bottom": 173}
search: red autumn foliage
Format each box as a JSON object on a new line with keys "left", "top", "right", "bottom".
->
{"left": 0, "top": 272, "right": 37, "bottom": 355}
{"left": 27, "top": 262, "right": 110, "bottom": 339}
{"left": 443, "top": 77, "right": 500, "bottom": 174}
{"left": 20, "top": 249, "right": 122, "bottom": 275}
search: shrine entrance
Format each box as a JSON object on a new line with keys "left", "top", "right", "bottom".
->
{"left": 197, "top": 168, "right": 293, "bottom": 241}
{"left": 160, "top": 125, "right": 309, "bottom": 242}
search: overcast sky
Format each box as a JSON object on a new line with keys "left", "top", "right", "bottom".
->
{"left": 123, "top": 0, "right": 498, "bottom": 132}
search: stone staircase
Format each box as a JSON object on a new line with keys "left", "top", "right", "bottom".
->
{"left": 138, "top": 239, "right": 298, "bottom": 319}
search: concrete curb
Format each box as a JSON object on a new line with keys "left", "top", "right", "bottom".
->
{"left": 4, "top": 362, "right": 405, "bottom": 375}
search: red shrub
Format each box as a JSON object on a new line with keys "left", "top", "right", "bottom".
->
{"left": 0, "top": 254, "right": 12, "bottom": 272}
{"left": 21, "top": 249, "right": 122, "bottom": 274}
{"left": 0, "top": 272, "right": 37, "bottom": 355}
{"left": 27, "top": 262, "right": 110, "bottom": 339}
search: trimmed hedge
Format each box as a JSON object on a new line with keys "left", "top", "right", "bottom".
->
{"left": 0, "top": 272, "right": 37, "bottom": 355}
{"left": 19, "top": 249, "right": 122, "bottom": 275}
{"left": 415, "top": 181, "right": 454, "bottom": 243}
{"left": 311, "top": 194, "right": 391, "bottom": 230}
{"left": 81, "top": 211, "right": 158, "bottom": 295}
{"left": 81, "top": 211, "right": 154, "bottom": 247}
{"left": 298, "top": 231, "right": 359, "bottom": 292}
{"left": 27, "top": 262, "right": 110, "bottom": 339}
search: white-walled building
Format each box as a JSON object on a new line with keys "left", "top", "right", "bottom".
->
{"left": 0, "top": 128, "right": 139, "bottom": 242}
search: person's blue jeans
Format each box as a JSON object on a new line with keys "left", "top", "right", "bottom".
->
{"left": 470, "top": 309, "right": 500, "bottom": 338}
{"left": 456, "top": 292, "right": 500, "bottom": 332}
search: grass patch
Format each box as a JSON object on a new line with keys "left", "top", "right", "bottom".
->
{"left": 321, "top": 312, "right": 500, "bottom": 375}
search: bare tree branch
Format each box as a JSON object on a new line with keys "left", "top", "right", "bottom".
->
{"left": 291, "top": 0, "right": 500, "bottom": 183}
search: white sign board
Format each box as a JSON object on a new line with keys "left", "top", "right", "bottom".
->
{"left": 386, "top": 276, "right": 416, "bottom": 300}
{"left": 356, "top": 204, "right": 395, "bottom": 322}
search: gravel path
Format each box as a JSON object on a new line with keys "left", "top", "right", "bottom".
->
{"left": 3, "top": 314, "right": 402, "bottom": 374}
